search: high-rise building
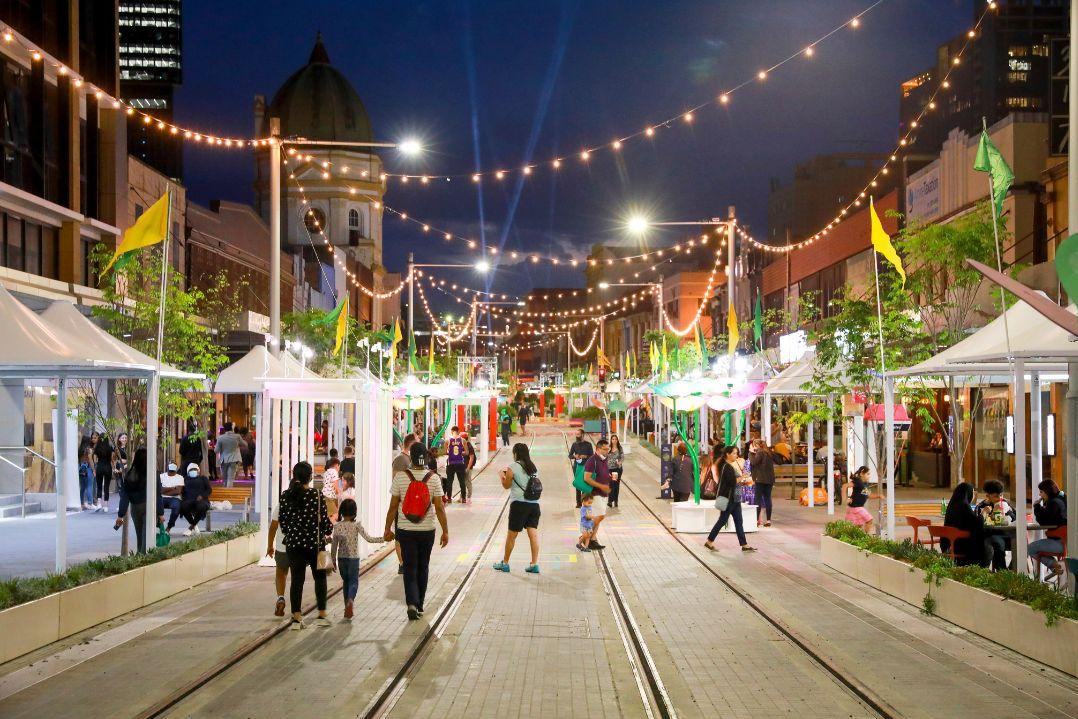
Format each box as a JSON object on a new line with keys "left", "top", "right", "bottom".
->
{"left": 119, "top": 0, "right": 183, "bottom": 179}
{"left": 900, "top": 0, "right": 1067, "bottom": 155}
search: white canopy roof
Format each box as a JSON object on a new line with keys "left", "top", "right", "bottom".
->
{"left": 887, "top": 296, "right": 1075, "bottom": 378}
{"left": 0, "top": 284, "right": 153, "bottom": 379}
{"left": 765, "top": 353, "right": 817, "bottom": 395}
{"left": 40, "top": 301, "right": 199, "bottom": 381}
{"left": 214, "top": 345, "right": 289, "bottom": 393}
{"left": 279, "top": 351, "right": 319, "bottom": 378}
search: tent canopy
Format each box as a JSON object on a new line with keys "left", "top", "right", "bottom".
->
{"left": 40, "top": 301, "right": 200, "bottom": 381}
{"left": 0, "top": 285, "right": 154, "bottom": 379}
{"left": 214, "top": 345, "right": 289, "bottom": 393}
{"left": 887, "top": 296, "right": 1076, "bottom": 378}
{"left": 765, "top": 353, "right": 817, "bottom": 395}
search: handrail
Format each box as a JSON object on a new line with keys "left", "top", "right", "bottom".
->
{"left": 0, "top": 446, "right": 58, "bottom": 519}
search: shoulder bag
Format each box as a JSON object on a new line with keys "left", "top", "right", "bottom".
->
{"left": 316, "top": 490, "right": 334, "bottom": 572}
{"left": 571, "top": 461, "right": 592, "bottom": 494}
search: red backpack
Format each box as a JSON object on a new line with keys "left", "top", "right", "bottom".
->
{"left": 401, "top": 469, "right": 434, "bottom": 523}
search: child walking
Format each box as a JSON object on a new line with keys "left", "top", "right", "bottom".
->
{"left": 331, "top": 499, "right": 386, "bottom": 619}
{"left": 576, "top": 494, "right": 594, "bottom": 552}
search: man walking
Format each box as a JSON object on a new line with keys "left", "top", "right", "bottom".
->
{"left": 215, "top": 422, "right": 246, "bottom": 487}
{"left": 500, "top": 412, "right": 513, "bottom": 447}
{"left": 444, "top": 426, "right": 468, "bottom": 503}
{"left": 582, "top": 439, "right": 611, "bottom": 550}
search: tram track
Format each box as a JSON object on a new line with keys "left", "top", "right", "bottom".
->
{"left": 134, "top": 443, "right": 509, "bottom": 719}
{"left": 615, "top": 465, "right": 905, "bottom": 719}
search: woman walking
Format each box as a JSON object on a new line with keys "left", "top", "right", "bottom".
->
{"left": 704, "top": 445, "right": 757, "bottom": 553}
{"left": 748, "top": 439, "right": 775, "bottom": 527}
{"left": 493, "top": 442, "right": 541, "bottom": 574}
{"left": 384, "top": 444, "right": 449, "bottom": 621}
{"left": 92, "top": 433, "right": 112, "bottom": 511}
{"left": 607, "top": 434, "right": 624, "bottom": 509}
{"left": 278, "top": 461, "right": 332, "bottom": 630}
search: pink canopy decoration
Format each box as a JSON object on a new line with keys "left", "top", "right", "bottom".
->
{"left": 706, "top": 381, "right": 768, "bottom": 411}
{"left": 863, "top": 403, "right": 911, "bottom": 422}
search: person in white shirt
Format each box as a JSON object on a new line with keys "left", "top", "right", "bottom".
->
{"left": 159, "top": 463, "right": 183, "bottom": 532}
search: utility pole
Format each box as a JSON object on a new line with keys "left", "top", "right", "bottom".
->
{"left": 1066, "top": 0, "right": 1078, "bottom": 583}
{"left": 269, "top": 118, "right": 281, "bottom": 355}
{"left": 407, "top": 252, "right": 415, "bottom": 342}
{"left": 727, "top": 205, "right": 737, "bottom": 322}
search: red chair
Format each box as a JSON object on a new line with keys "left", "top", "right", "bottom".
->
{"left": 1031, "top": 527, "right": 1067, "bottom": 585}
{"left": 928, "top": 526, "right": 969, "bottom": 562}
{"left": 906, "top": 517, "right": 936, "bottom": 549}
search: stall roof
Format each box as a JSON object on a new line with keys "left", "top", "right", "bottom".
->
{"left": 214, "top": 345, "right": 288, "bottom": 393}
{"left": 40, "top": 301, "right": 200, "bottom": 381}
{"left": 887, "top": 296, "right": 1076, "bottom": 378}
{"left": 0, "top": 284, "right": 155, "bottom": 379}
{"left": 765, "top": 354, "right": 817, "bottom": 395}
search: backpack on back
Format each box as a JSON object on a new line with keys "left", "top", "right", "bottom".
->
{"left": 401, "top": 469, "right": 433, "bottom": 523}
{"left": 515, "top": 472, "right": 543, "bottom": 501}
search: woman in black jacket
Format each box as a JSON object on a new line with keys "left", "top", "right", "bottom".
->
{"left": 942, "top": 482, "right": 989, "bottom": 567}
{"left": 278, "top": 461, "right": 332, "bottom": 630}
{"left": 120, "top": 448, "right": 162, "bottom": 554}
{"left": 704, "top": 446, "right": 757, "bottom": 553}
{"left": 748, "top": 439, "right": 776, "bottom": 527}
{"left": 1029, "top": 479, "right": 1067, "bottom": 580}
{"left": 670, "top": 443, "right": 694, "bottom": 502}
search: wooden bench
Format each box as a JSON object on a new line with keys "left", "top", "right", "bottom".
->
{"left": 205, "top": 486, "right": 253, "bottom": 530}
{"left": 773, "top": 464, "right": 827, "bottom": 499}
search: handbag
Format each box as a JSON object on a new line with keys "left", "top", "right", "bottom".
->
{"left": 316, "top": 491, "right": 334, "bottom": 572}
{"left": 714, "top": 495, "right": 730, "bottom": 512}
{"left": 155, "top": 522, "right": 171, "bottom": 548}
{"left": 571, "top": 462, "right": 592, "bottom": 494}
{"left": 700, "top": 464, "right": 719, "bottom": 500}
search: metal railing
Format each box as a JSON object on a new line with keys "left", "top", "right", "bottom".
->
{"left": 0, "top": 445, "right": 56, "bottom": 519}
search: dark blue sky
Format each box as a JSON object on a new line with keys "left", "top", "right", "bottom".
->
{"left": 178, "top": 0, "right": 972, "bottom": 298}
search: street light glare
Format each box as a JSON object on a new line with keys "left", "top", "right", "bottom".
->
{"left": 398, "top": 139, "right": 422, "bottom": 156}
{"left": 598, "top": 282, "right": 610, "bottom": 289}
{"left": 627, "top": 215, "right": 649, "bottom": 234}
{"left": 476, "top": 259, "right": 490, "bottom": 273}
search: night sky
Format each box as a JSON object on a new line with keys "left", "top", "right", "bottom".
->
{"left": 178, "top": 0, "right": 972, "bottom": 302}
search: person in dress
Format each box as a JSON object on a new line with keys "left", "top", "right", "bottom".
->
{"left": 842, "top": 466, "right": 877, "bottom": 533}
{"left": 331, "top": 498, "right": 386, "bottom": 619}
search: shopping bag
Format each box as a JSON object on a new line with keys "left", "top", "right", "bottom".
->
{"left": 571, "top": 462, "right": 592, "bottom": 494}
{"left": 155, "top": 522, "right": 171, "bottom": 548}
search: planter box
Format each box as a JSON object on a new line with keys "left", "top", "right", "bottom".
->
{"left": 0, "top": 594, "right": 60, "bottom": 664}
{"left": 671, "top": 501, "right": 758, "bottom": 534}
{"left": 0, "top": 532, "right": 259, "bottom": 665}
{"left": 821, "top": 536, "right": 1078, "bottom": 677}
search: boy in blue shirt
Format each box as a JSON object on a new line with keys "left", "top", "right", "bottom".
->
{"left": 577, "top": 494, "right": 594, "bottom": 552}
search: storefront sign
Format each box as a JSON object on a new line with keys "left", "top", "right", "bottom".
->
{"left": 906, "top": 165, "right": 941, "bottom": 223}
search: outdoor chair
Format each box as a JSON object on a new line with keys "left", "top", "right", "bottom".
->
{"left": 928, "top": 525, "right": 969, "bottom": 562}
{"left": 905, "top": 516, "right": 936, "bottom": 549}
{"left": 1031, "top": 527, "right": 1067, "bottom": 586}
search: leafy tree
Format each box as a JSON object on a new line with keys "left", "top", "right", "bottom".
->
{"left": 74, "top": 243, "right": 240, "bottom": 454}
{"left": 796, "top": 272, "right": 935, "bottom": 488}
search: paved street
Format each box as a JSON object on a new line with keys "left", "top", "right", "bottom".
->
{"left": 2, "top": 424, "right": 1074, "bottom": 719}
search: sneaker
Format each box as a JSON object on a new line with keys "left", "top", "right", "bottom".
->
{"left": 290, "top": 619, "right": 305, "bottom": 631}
{"left": 314, "top": 616, "right": 331, "bottom": 627}
{"left": 492, "top": 562, "right": 510, "bottom": 572}
{"left": 416, "top": 607, "right": 424, "bottom": 617}
{"left": 588, "top": 541, "right": 605, "bottom": 550}
{"left": 344, "top": 601, "right": 353, "bottom": 619}
{"left": 182, "top": 528, "right": 193, "bottom": 537}
{"left": 94, "top": 505, "right": 105, "bottom": 513}
{"left": 191, "top": 525, "right": 200, "bottom": 535}
{"left": 741, "top": 545, "right": 757, "bottom": 552}
{"left": 525, "top": 564, "right": 540, "bottom": 574}
{"left": 407, "top": 605, "right": 420, "bottom": 621}
{"left": 576, "top": 543, "right": 591, "bottom": 552}
{"left": 274, "top": 598, "right": 286, "bottom": 616}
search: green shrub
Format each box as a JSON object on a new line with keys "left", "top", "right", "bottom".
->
{"left": 825, "top": 521, "right": 1078, "bottom": 626}
{"left": 0, "top": 522, "right": 257, "bottom": 612}
{"left": 570, "top": 406, "right": 602, "bottom": 420}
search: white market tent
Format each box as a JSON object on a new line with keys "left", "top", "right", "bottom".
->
{"left": 0, "top": 286, "right": 184, "bottom": 571}
{"left": 882, "top": 297, "right": 1078, "bottom": 573}
{"left": 213, "top": 344, "right": 288, "bottom": 393}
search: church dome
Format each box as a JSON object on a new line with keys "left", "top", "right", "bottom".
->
{"left": 263, "top": 34, "right": 372, "bottom": 143}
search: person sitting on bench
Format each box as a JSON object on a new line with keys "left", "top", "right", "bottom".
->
{"left": 181, "top": 462, "right": 212, "bottom": 536}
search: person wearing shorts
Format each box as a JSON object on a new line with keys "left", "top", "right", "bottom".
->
{"left": 582, "top": 439, "right": 612, "bottom": 550}
{"left": 266, "top": 503, "right": 290, "bottom": 616}
{"left": 842, "top": 466, "right": 876, "bottom": 533}
{"left": 492, "top": 443, "right": 541, "bottom": 574}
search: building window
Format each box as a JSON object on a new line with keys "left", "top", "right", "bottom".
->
{"left": 1008, "top": 58, "right": 1031, "bottom": 72}
{"left": 348, "top": 207, "right": 366, "bottom": 245}
{"left": 5, "top": 213, "right": 22, "bottom": 271}
{"left": 1007, "top": 71, "right": 1029, "bottom": 83}
{"left": 303, "top": 207, "right": 326, "bottom": 234}
{"left": 1032, "top": 44, "right": 1049, "bottom": 58}
{"left": 1008, "top": 45, "right": 1029, "bottom": 57}
{"left": 1005, "top": 96, "right": 1041, "bottom": 109}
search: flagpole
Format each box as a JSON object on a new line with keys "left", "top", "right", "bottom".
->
{"left": 871, "top": 247, "right": 886, "bottom": 374}
{"left": 982, "top": 118, "right": 1013, "bottom": 360}
{"left": 145, "top": 189, "right": 171, "bottom": 552}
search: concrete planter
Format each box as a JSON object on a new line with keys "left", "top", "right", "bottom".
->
{"left": 821, "top": 536, "right": 1078, "bottom": 677}
{"left": 0, "top": 532, "right": 258, "bottom": 664}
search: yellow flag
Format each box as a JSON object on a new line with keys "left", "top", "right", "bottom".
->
{"left": 870, "top": 197, "right": 905, "bottom": 286}
{"left": 333, "top": 296, "right": 348, "bottom": 355}
{"left": 428, "top": 333, "right": 435, "bottom": 375}
{"left": 102, "top": 191, "right": 170, "bottom": 275}
{"left": 727, "top": 301, "right": 739, "bottom": 356}
{"left": 596, "top": 345, "right": 612, "bottom": 368}
{"left": 391, "top": 318, "right": 403, "bottom": 363}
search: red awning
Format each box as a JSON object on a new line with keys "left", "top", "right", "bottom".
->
{"left": 863, "top": 404, "right": 911, "bottom": 422}
{"left": 627, "top": 398, "right": 644, "bottom": 410}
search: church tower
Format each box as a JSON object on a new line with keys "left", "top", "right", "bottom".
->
{"left": 254, "top": 34, "right": 387, "bottom": 324}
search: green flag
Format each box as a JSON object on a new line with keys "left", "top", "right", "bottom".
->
{"left": 973, "top": 130, "right": 1014, "bottom": 218}
{"left": 1055, "top": 233, "right": 1078, "bottom": 307}
{"left": 695, "top": 324, "right": 708, "bottom": 371}
{"left": 753, "top": 289, "right": 764, "bottom": 350}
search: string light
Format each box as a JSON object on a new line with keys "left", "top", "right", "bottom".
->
{"left": 739, "top": 3, "right": 995, "bottom": 254}
{"left": 568, "top": 326, "right": 601, "bottom": 357}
